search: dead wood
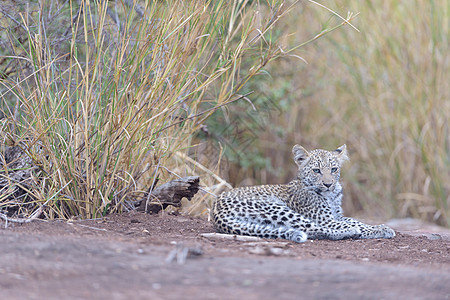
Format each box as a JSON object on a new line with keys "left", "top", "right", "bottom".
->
{"left": 199, "top": 232, "right": 265, "bottom": 242}
{"left": 138, "top": 176, "right": 200, "bottom": 214}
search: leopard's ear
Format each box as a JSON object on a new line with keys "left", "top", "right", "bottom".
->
{"left": 292, "top": 144, "right": 310, "bottom": 167}
{"left": 334, "top": 144, "right": 349, "bottom": 165}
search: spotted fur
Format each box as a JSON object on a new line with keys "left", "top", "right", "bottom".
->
{"left": 212, "top": 144, "right": 395, "bottom": 242}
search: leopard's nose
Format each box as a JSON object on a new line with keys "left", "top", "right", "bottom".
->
{"left": 324, "top": 183, "right": 332, "bottom": 188}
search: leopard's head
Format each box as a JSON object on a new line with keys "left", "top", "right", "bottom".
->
{"left": 292, "top": 144, "right": 349, "bottom": 194}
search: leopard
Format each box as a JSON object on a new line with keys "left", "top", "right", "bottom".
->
{"left": 212, "top": 144, "right": 396, "bottom": 243}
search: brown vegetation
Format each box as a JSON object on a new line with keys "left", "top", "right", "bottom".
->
{"left": 198, "top": 1, "right": 449, "bottom": 227}
{"left": 2, "top": 0, "right": 351, "bottom": 220}
{"left": 0, "top": 1, "right": 448, "bottom": 228}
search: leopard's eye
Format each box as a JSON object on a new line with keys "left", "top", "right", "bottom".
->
{"left": 312, "top": 168, "right": 321, "bottom": 174}
{"left": 331, "top": 167, "right": 338, "bottom": 173}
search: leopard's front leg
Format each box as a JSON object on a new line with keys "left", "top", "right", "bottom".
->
{"left": 340, "top": 217, "right": 395, "bottom": 239}
{"left": 297, "top": 205, "right": 361, "bottom": 240}
{"left": 330, "top": 194, "right": 395, "bottom": 239}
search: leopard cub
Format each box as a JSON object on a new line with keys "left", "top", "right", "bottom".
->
{"left": 212, "top": 144, "right": 395, "bottom": 242}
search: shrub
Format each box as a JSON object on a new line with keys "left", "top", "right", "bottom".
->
{"left": 0, "top": 0, "right": 310, "bottom": 219}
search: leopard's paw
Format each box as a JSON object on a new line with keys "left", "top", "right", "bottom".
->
{"left": 378, "top": 224, "right": 396, "bottom": 238}
{"left": 362, "top": 224, "right": 396, "bottom": 239}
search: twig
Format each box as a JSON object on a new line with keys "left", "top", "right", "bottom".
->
{"left": 0, "top": 7, "right": 28, "bottom": 32}
{"left": 0, "top": 209, "right": 42, "bottom": 228}
{"left": 0, "top": 200, "right": 44, "bottom": 228}
{"left": 200, "top": 232, "right": 265, "bottom": 242}
{"left": 307, "top": 0, "right": 360, "bottom": 32}
{"left": 156, "top": 92, "right": 254, "bottom": 134}
{"left": 0, "top": 180, "right": 71, "bottom": 228}
{"left": 69, "top": 223, "right": 108, "bottom": 232}
{"left": 144, "top": 158, "right": 161, "bottom": 213}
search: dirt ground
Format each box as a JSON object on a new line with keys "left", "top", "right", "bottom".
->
{"left": 1, "top": 212, "right": 449, "bottom": 300}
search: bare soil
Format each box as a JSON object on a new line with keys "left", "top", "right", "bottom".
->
{"left": 1, "top": 211, "right": 449, "bottom": 300}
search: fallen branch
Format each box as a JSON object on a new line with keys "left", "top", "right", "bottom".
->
{"left": 69, "top": 223, "right": 108, "bottom": 232}
{"left": 200, "top": 232, "right": 265, "bottom": 242}
{"left": 138, "top": 176, "right": 200, "bottom": 214}
{"left": 0, "top": 206, "right": 43, "bottom": 228}
{"left": 0, "top": 180, "right": 69, "bottom": 228}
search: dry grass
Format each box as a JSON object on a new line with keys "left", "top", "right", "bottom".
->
{"left": 327, "top": 1, "right": 449, "bottom": 226}
{"left": 3, "top": 1, "right": 444, "bottom": 228}
{"left": 215, "top": 1, "right": 449, "bottom": 226}
{"left": 0, "top": 0, "right": 307, "bottom": 219}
